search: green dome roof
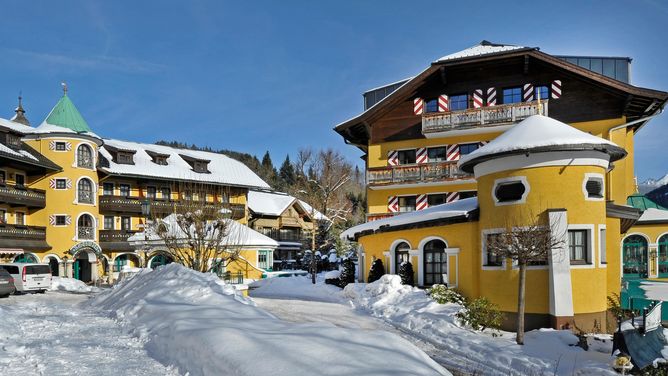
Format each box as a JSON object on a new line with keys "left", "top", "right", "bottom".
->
{"left": 627, "top": 193, "right": 667, "bottom": 211}
{"left": 44, "top": 94, "right": 91, "bottom": 133}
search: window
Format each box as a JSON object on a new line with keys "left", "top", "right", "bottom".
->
{"left": 55, "top": 142, "right": 67, "bottom": 151}
{"left": 104, "top": 216, "right": 115, "bottom": 230}
{"left": 503, "top": 87, "right": 522, "bottom": 104}
{"left": 394, "top": 242, "right": 410, "bottom": 274}
{"left": 119, "top": 184, "right": 131, "bottom": 197}
{"left": 423, "top": 239, "right": 447, "bottom": 286}
{"left": 161, "top": 187, "right": 171, "bottom": 200}
{"left": 77, "top": 179, "right": 94, "bottom": 204}
{"left": 15, "top": 174, "right": 25, "bottom": 188}
{"left": 117, "top": 152, "right": 134, "bottom": 165}
{"left": 77, "top": 144, "right": 94, "bottom": 169}
{"left": 77, "top": 214, "right": 94, "bottom": 239}
{"left": 15, "top": 211, "right": 25, "bottom": 225}
{"left": 0, "top": 209, "right": 6, "bottom": 224}
{"left": 568, "top": 230, "right": 589, "bottom": 264}
{"left": 427, "top": 147, "right": 446, "bottom": 163}
{"left": 459, "top": 191, "right": 477, "bottom": 199}
{"left": 599, "top": 227, "right": 607, "bottom": 265}
{"left": 584, "top": 175, "right": 604, "bottom": 200}
{"left": 183, "top": 190, "right": 192, "bottom": 201}
{"left": 494, "top": 180, "right": 527, "bottom": 203}
{"left": 397, "top": 150, "right": 416, "bottom": 165}
{"left": 6, "top": 134, "right": 20, "bottom": 148}
{"left": 399, "top": 196, "right": 416, "bottom": 212}
{"left": 55, "top": 215, "right": 68, "bottom": 226}
{"left": 258, "top": 250, "right": 273, "bottom": 270}
{"left": 425, "top": 98, "right": 438, "bottom": 113}
{"left": 459, "top": 143, "right": 479, "bottom": 155}
{"left": 484, "top": 233, "right": 504, "bottom": 267}
{"left": 193, "top": 161, "right": 209, "bottom": 173}
{"left": 103, "top": 183, "right": 114, "bottom": 196}
{"left": 427, "top": 194, "right": 446, "bottom": 207}
{"left": 449, "top": 94, "right": 468, "bottom": 111}
{"left": 55, "top": 179, "right": 67, "bottom": 190}
{"left": 146, "top": 186, "right": 156, "bottom": 199}
{"left": 535, "top": 86, "right": 549, "bottom": 101}
{"left": 121, "top": 216, "right": 131, "bottom": 231}
{"left": 0, "top": 171, "right": 5, "bottom": 185}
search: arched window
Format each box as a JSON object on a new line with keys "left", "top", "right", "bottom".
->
{"left": 623, "top": 235, "right": 648, "bottom": 279}
{"left": 150, "top": 254, "right": 173, "bottom": 269}
{"left": 77, "top": 214, "right": 95, "bottom": 240}
{"left": 14, "top": 253, "right": 38, "bottom": 263}
{"left": 659, "top": 235, "right": 668, "bottom": 277}
{"left": 77, "top": 144, "right": 94, "bottom": 169}
{"left": 423, "top": 239, "right": 447, "bottom": 286}
{"left": 394, "top": 241, "right": 410, "bottom": 274}
{"left": 78, "top": 179, "right": 94, "bottom": 204}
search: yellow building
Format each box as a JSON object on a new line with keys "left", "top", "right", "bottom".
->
{"left": 336, "top": 42, "right": 668, "bottom": 331}
{"left": 0, "top": 89, "right": 277, "bottom": 282}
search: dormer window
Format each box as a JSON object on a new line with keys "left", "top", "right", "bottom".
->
{"left": 179, "top": 154, "right": 210, "bottom": 173}
{"left": 117, "top": 152, "right": 134, "bottom": 165}
{"left": 194, "top": 161, "right": 208, "bottom": 173}
{"left": 6, "top": 134, "right": 20, "bottom": 149}
{"left": 146, "top": 150, "right": 170, "bottom": 166}
{"left": 104, "top": 145, "right": 136, "bottom": 165}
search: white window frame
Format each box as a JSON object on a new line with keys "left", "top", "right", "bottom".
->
{"left": 103, "top": 215, "right": 115, "bottom": 231}
{"left": 389, "top": 239, "right": 412, "bottom": 275}
{"left": 119, "top": 183, "right": 131, "bottom": 197}
{"left": 74, "top": 142, "right": 96, "bottom": 170}
{"left": 481, "top": 228, "right": 507, "bottom": 270}
{"left": 598, "top": 224, "right": 607, "bottom": 268}
{"left": 55, "top": 178, "right": 68, "bottom": 190}
{"left": 74, "top": 212, "right": 97, "bottom": 242}
{"left": 14, "top": 210, "right": 26, "bottom": 225}
{"left": 102, "top": 182, "right": 115, "bottom": 196}
{"left": 53, "top": 214, "right": 69, "bottom": 227}
{"left": 394, "top": 148, "right": 418, "bottom": 166}
{"left": 567, "top": 224, "right": 595, "bottom": 269}
{"left": 492, "top": 176, "right": 529, "bottom": 206}
{"left": 398, "top": 194, "right": 418, "bottom": 213}
{"left": 582, "top": 173, "right": 605, "bottom": 201}
{"left": 54, "top": 141, "right": 68, "bottom": 152}
{"left": 75, "top": 177, "right": 96, "bottom": 206}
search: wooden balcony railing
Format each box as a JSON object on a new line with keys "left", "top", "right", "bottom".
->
{"left": 367, "top": 162, "right": 471, "bottom": 186}
{"left": 99, "top": 230, "right": 139, "bottom": 251}
{"left": 99, "top": 195, "right": 246, "bottom": 220}
{"left": 0, "top": 185, "right": 46, "bottom": 208}
{"left": 422, "top": 101, "right": 548, "bottom": 134}
{"left": 0, "top": 224, "right": 47, "bottom": 240}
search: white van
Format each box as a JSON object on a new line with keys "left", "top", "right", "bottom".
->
{"left": 0, "top": 263, "right": 52, "bottom": 293}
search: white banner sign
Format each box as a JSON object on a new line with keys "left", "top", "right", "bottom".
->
{"left": 645, "top": 302, "right": 662, "bottom": 333}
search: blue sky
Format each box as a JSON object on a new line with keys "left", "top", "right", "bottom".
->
{"left": 0, "top": 0, "right": 666, "bottom": 180}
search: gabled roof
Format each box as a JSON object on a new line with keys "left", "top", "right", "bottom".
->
{"left": 637, "top": 208, "right": 668, "bottom": 224}
{"left": 434, "top": 40, "right": 532, "bottom": 63}
{"left": 0, "top": 117, "right": 35, "bottom": 135}
{"left": 248, "top": 190, "right": 299, "bottom": 217}
{"left": 458, "top": 115, "right": 626, "bottom": 173}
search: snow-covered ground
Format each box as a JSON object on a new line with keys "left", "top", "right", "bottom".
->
{"left": 251, "top": 274, "right": 618, "bottom": 375}
{"left": 50, "top": 276, "right": 101, "bottom": 293}
{"left": 89, "top": 264, "right": 450, "bottom": 376}
{"left": 0, "top": 292, "right": 178, "bottom": 375}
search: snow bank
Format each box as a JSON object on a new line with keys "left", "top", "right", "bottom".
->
{"left": 344, "top": 275, "right": 615, "bottom": 375}
{"left": 640, "top": 281, "right": 668, "bottom": 300}
{"left": 250, "top": 274, "right": 344, "bottom": 302}
{"left": 50, "top": 277, "right": 100, "bottom": 293}
{"left": 89, "top": 264, "right": 449, "bottom": 376}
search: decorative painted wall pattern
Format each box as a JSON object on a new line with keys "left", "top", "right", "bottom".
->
{"left": 49, "top": 140, "right": 72, "bottom": 151}
{"left": 49, "top": 178, "right": 72, "bottom": 189}
{"left": 49, "top": 215, "right": 72, "bottom": 226}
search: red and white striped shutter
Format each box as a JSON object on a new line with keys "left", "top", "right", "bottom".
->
{"left": 486, "top": 88, "right": 497, "bottom": 106}
{"left": 446, "top": 192, "right": 460, "bottom": 203}
{"left": 473, "top": 89, "right": 484, "bottom": 108}
{"left": 49, "top": 215, "right": 56, "bottom": 226}
{"left": 523, "top": 83, "right": 534, "bottom": 102}
{"left": 388, "top": 196, "right": 399, "bottom": 213}
{"left": 416, "top": 194, "right": 428, "bottom": 210}
{"left": 387, "top": 150, "right": 399, "bottom": 166}
{"left": 446, "top": 144, "right": 460, "bottom": 161}
{"left": 416, "top": 148, "right": 428, "bottom": 164}
{"left": 438, "top": 95, "right": 449, "bottom": 112}
{"left": 413, "top": 98, "right": 424, "bottom": 115}
{"left": 551, "top": 80, "right": 562, "bottom": 99}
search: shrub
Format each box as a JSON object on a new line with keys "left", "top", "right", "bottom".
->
{"left": 367, "top": 259, "right": 385, "bottom": 283}
{"left": 338, "top": 258, "right": 356, "bottom": 288}
{"left": 427, "top": 284, "right": 465, "bottom": 305}
{"left": 456, "top": 297, "right": 503, "bottom": 332}
{"left": 398, "top": 261, "right": 414, "bottom": 286}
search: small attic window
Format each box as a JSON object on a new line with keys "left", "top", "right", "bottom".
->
{"left": 179, "top": 154, "right": 210, "bottom": 174}
{"left": 6, "top": 134, "right": 21, "bottom": 149}
{"left": 193, "top": 161, "right": 209, "bottom": 173}
{"left": 117, "top": 152, "right": 134, "bottom": 165}
{"left": 146, "top": 150, "right": 170, "bottom": 166}
{"left": 583, "top": 174, "right": 604, "bottom": 200}
{"left": 493, "top": 177, "right": 529, "bottom": 205}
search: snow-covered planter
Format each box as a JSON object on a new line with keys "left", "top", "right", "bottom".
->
{"left": 427, "top": 284, "right": 465, "bottom": 305}
{"left": 324, "top": 270, "right": 341, "bottom": 286}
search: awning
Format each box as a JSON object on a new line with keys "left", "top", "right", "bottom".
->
{"left": 0, "top": 248, "right": 24, "bottom": 255}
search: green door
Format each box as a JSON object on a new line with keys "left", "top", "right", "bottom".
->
{"left": 659, "top": 235, "right": 668, "bottom": 278}
{"left": 73, "top": 260, "right": 80, "bottom": 280}
{"left": 623, "top": 235, "right": 648, "bottom": 279}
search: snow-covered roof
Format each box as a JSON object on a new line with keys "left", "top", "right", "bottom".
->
{"left": 435, "top": 41, "right": 529, "bottom": 63}
{"left": 99, "top": 138, "right": 270, "bottom": 189}
{"left": 32, "top": 121, "right": 101, "bottom": 139}
{"left": 0, "top": 142, "right": 38, "bottom": 161}
{"left": 341, "top": 197, "right": 478, "bottom": 240}
{"left": 128, "top": 214, "right": 279, "bottom": 249}
{"left": 297, "top": 199, "right": 329, "bottom": 221}
{"left": 248, "top": 190, "right": 297, "bottom": 216}
{"left": 458, "top": 115, "right": 626, "bottom": 173}
{"left": 637, "top": 208, "right": 668, "bottom": 223}
{"left": 0, "top": 117, "right": 34, "bottom": 135}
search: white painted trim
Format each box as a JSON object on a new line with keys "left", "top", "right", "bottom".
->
{"left": 42, "top": 253, "right": 62, "bottom": 263}
{"left": 598, "top": 224, "right": 607, "bottom": 268}
{"left": 418, "top": 236, "right": 448, "bottom": 251}
{"left": 74, "top": 176, "right": 97, "bottom": 206}
{"left": 655, "top": 232, "right": 668, "bottom": 245}
{"left": 582, "top": 173, "right": 605, "bottom": 202}
{"left": 418, "top": 236, "right": 449, "bottom": 287}
{"left": 368, "top": 179, "right": 477, "bottom": 191}
{"left": 473, "top": 150, "right": 610, "bottom": 178}
{"left": 52, "top": 213, "right": 70, "bottom": 227}
{"left": 74, "top": 142, "right": 97, "bottom": 170}
{"left": 54, "top": 178, "right": 69, "bottom": 190}
{"left": 53, "top": 141, "right": 69, "bottom": 152}
{"left": 567, "top": 224, "right": 596, "bottom": 269}
{"left": 492, "top": 176, "right": 529, "bottom": 206}
{"left": 101, "top": 182, "right": 116, "bottom": 196}
{"left": 481, "top": 228, "right": 507, "bottom": 270}
{"left": 13, "top": 252, "right": 39, "bottom": 263}
{"left": 102, "top": 215, "right": 116, "bottom": 230}
{"left": 14, "top": 210, "right": 26, "bottom": 225}
{"left": 389, "top": 239, "right": 412, "bottom": 274}
{"left": 74, "top": 211, "right": 97, "bottom": 242}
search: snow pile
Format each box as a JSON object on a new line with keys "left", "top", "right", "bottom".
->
{"left": 324, "top": 270, "right": 341, "bottom": 280}
{"left": 640, "top": 281, "right": 668, "bottom": 300}
{"left": 89, "top": 264, "right": 449, "bottom": 376}
{"left": 344, "top": 275, "right": 615, "bottom": 375}
{"left": 250, "top": 274, "right": 343, "bottom": 303}
{"left": 50, "top": 277, "right": 100, "bottom": 293}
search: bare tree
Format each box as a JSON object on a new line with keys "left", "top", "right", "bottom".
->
{"left": 485, "top": 212, "right": 565, "bottom": 345}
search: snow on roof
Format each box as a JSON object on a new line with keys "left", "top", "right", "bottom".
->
{"left": 341, "top": 197, "right": 478, "bottom": 240}
{"left": 435, "top": 41, "right": 528, "bottom": 63}
{"left": 0, "top": 142, "right": 37, "bottom": 161}
{"left": 248, "top": 190, "right": 297, "bottom": 216}
{"left": 458, "top": 115, "right": 625, "bottom": 172}
{"left": 0, "top": 117, "right": 35, "bottom": 135}
{"left": 298, "top": 199, "right": 329, "bottom": 221}
{"left": 128, "top": 215, "right": 279, "bottom": 249}
{"left": 638, "top": 208, "right": 668, "bottom": 223}
{"left": 32, "top": 121, "right": 101, "bottom": 139}
{"left": 99, "top": 138, "right": 270, "bottom": 189}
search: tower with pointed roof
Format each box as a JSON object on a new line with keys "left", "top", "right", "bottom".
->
{"left": 10, "top": 95, "right": 30, "bottom": 126}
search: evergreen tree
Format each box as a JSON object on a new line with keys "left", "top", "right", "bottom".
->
{"left": 338, "top": 257, "right": 356, "bottom": 287}
{"left": 260, "top": 151, "right": 278, "bottom": 186}
{"left": 368, "top": 259, "right": 385, "bottom": 283}
{"left": 279, "top": 155, "right": 296, "bottom": 187}
{"left": 398, "top": 261, "right": 414, "bottom": 286}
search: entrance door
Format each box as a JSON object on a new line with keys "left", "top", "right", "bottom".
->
{"left": 659, "top": 235, "right": 668, "bottom": 278}
{"left": 423, "top": 239, "right": 447, "bottom": 286}
{"left": 623, "top": 235, "right": 648, "bottom": 279}
{"left": 74, "top": 253, "right": 92, "bottom": 282}
{"left": 74, "top": 260, "right": 80, "bottom": 280}
{"left": 47, "top": 257, "right": 59, "bottom": 276}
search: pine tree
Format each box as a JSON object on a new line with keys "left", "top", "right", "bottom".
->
{"left": 398, "top": 261, "right": 414, "bottom": 286}
{"left": 279, "top": 155, "right": 296, "bottom": 187}
{"left": 339, "top": 257, "right": 356, "bottom": 287}
{"left": 260, "top": 151, "right": 278, "bottom": 186}
{"left": 368, "top": 259, "right": 385, "bottom": 283}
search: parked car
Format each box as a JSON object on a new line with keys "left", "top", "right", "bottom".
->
{"left": 0, "top": 263, "right": 52, "bottom": 293}
{"left": 0, "top": 268, "right": 16, "bottom": 297}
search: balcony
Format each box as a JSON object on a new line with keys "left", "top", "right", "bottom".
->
{"left": 422, "top": 101, "right": 548, "bottom": 134}
{"left": 99, "top": 195, "right": 246, "bottom": 220}
{"left": 0, "top": 224, "right": 50, "bottom": 250}
{"left": 0, "top": 185, "right": 46, "bottom": 208}
{"left": 261, "top": 228, "right": 310, "bottom": 247}
{"left": 99, "top": 230, "right": 139, "bottom": 251}
{"left": 367, "top": 162, "right": 471, "bottom": 186}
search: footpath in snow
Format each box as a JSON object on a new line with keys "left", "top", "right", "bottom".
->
{"left": 251, "top": 274, "right": 618, "bottom": 375}
{"left": 88, "top": 264, "right": 451, "bottom": 376}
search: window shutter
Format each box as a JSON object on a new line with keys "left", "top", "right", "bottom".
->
{"left": 473, "top": 89, "right": 484, "bottom": 108}
{"left": 388, "top": 196, "right": 399, "bottom": 213}
{"left": 49, "top": 141, "right": 56, "bottom": 151}
{"left": 416, "top": 194, "right": 428, "bottom": 210}
{"left": 523, "top": 83, "right": 534, "bottom": 102}
{"left": 66, "top": 179, "right": 72, "bottom": 189}
{"left": 66, "top": 215, "right": 72, "bottom": 225}
{"left": 49, "top": 215, "right": 56, "bottom": 226}
{"left": 49, "top": 179, "right": 56, "bottom": 189}
{"left": 446, "top": 144, "right": 460, "bottom": 161}
{"left": 413, "top": 98, "right": 424, "bottom": 115}
{"left": 387, "top": 150, "right": 399, "bottom": 166}
{"left": 486, "top": 88, "right": 497, "bottom": 106}
{"left": 446, "top": 192, "right": 459, "bottom": 203}
{"left": 438, "top": 95, "right": 449, "bottom": 112}
{"left": 416, "top": 148, "right": 428, "bottom": 164}
{"left": 551, "top": 80, "right": 562, "bottom": 99}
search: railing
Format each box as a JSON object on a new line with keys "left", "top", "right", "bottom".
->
{"left": 99, "top": 230, "right": 139, "bottom": 251}
{"left": 99, "top": 195, "right": 245, "bottom": 220}
{"left": 0, "top": 224, "right": 47, "bottom": 240}
{"left": 261, "top": 228, "right": 310, "bottom": 243}
{"left": 367, "top": 162, "right": 471, "bottom": 185}
{"left": 0, "top": 185, "right": 46, "bottom": 208}
{"left": 422, "top": 101, "right": 548, "bottom": 134}
{"left": 78, "top": 226, "right": 95, "bottom": 240}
